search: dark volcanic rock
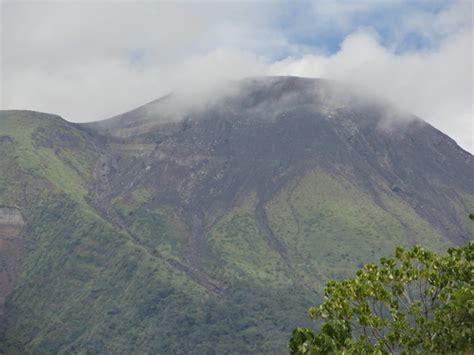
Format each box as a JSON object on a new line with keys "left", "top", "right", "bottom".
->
{"left": 86, "top": 76, "right": 474, "bottom": 244}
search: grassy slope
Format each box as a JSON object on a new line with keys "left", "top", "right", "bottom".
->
{"left": 194, "top": 174, "right": 456, "bottom": 351}
{"left": 200, "top": 170, "right": 454, "bottom": 301}
{"left": 0, "top": 112, "right": 208, "bottom": 353}
{"left": 109, "top": 191, "right": 314, "bottom": 353}
{"left": 0, "top": 111, "right": 310, "bottom": 354}
{"left": 205, "top": 194, "right": 293, "bottom": 286}
{"left": 0, "top": 111, "right": 92, "bottom": 205}
{"left": 111, "top": 189, "right": 189, "bottom": 263}
{"left": 266, "top": 170, "right": 454, "bottom": 291}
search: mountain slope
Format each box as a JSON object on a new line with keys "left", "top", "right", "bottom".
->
{"left": 89, "top": 77, "right": 474, "bottom": 245}
{"left": 1, "top": 77, "right": 473, "bottom": 353}
{"left": 0, "top": 111, "right": 312, "bottom": 353}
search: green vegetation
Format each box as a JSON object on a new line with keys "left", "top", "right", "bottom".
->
{"left": 0, "top": 111, "right": 97, "bottom": 205}
{"left": 112, "top": 194, "right": 189, "bottom": 271}
{"left": 266, "top": 171, "right": 452, "bottom": 290}
{"left": 205, "top": 194, "right": 293, "bottom": 286}
{"left": 0, "top": 112, "right": 312, "bottom": 353}
{"left": 3, "top": 192, "right": 313, "bottom": 353}
{"left": 289, "top": 242, "right": 474, "bottom": 354}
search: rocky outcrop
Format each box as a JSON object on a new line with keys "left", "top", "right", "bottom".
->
{"left": 0, "top": 206, "right": 25, "bottom": 332}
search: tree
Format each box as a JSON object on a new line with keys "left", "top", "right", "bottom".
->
{"left": 289, "top": 242, "right": 474, "bottom": 354}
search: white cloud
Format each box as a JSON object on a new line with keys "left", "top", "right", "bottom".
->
{"left": 1, "top": 1, "right": 276, "bottom": 120}
{"left": 1, "top": 0, "right": 472, "bottom": 152}
{"left": 268, "top": 28, "right": 473, "bottom": 152}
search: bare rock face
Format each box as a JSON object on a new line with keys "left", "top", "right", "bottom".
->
{"left": 0, "top": 207, "right": 25, "bottom": 329}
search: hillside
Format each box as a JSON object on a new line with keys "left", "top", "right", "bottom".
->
{"left": 1, "top": 77, "right": 473, "bottom": 353}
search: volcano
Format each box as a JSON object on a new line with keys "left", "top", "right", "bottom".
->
{"left": 1, "top": 77, "right": 473, "bottom": 353}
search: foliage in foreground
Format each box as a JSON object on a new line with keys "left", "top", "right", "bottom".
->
{"left": 289, "top": 242, "right": 474, "bottom": 354}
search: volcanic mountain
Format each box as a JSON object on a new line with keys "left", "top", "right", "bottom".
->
{"left": 0, "top": 76, "right": 473, "bottom": 353}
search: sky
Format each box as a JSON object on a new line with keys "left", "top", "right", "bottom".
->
{"left": 1, "top": 0, "right": 473, "bottom": 152}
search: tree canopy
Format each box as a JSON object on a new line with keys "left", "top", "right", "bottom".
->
{"left": 289, "top": 242, "right": 474, "bottom": 354}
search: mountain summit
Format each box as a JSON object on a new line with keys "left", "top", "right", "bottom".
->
{"left": 1, "top": 77, "right": 473, "bottom": 353}
{"left": 89, "top": 76, "right": 473, "bottom": 243}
